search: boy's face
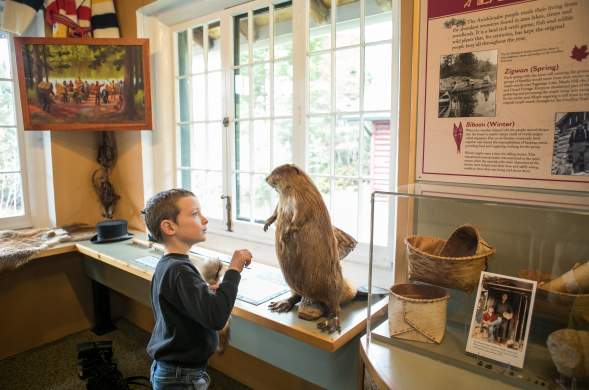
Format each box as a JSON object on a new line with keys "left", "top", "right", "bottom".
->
{"left": 165, "top": 196, "right": 208, "bottom": 245}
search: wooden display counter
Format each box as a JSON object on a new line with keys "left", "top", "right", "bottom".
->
{"left": 19, "top": 234, "right": 386, "bottom": 389}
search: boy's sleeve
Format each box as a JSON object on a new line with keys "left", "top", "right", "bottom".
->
{"left": 173, "top": 264, "right": 241, "bottom": 330}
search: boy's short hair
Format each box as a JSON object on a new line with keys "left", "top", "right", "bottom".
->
{"left": 142, "top": 188, "right": 195, "bottom": 243}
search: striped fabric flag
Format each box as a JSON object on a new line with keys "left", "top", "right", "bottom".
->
{"left": 91, "top": 0, "right": 118, "bottom": 38}
{"left": 0, "top": 0, "right": 44, "bottom": 35}
{"left": 45, "top": 0, "right": 91, "bottom": 37}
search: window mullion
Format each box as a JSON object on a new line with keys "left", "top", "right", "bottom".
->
{"left": 330, "top": 0, "right": 336, "bottom": 199}
{"left": 248, "top": 10, "right": 255, "bottom": 223}
{"left": 269, "top": 4, "right": 275, "bottom": 168}
{"left": 292, "top": 0, "right": 307, "bottom": 167}
{"left": 221, "top": 12, "right": 234, "bottom": 218}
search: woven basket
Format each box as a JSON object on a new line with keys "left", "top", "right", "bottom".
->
{"left": 388, "top": 283, "right": 449, "bottom": 344}
{"left": 405, "top": 225, "right": 495, "bottom": 292}
{"left": 519, "top": 266, "right": 589, "bottom": 327}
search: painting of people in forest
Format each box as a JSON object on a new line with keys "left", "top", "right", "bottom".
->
{"left": 14, "top": 38, "right": 151, "bottom": 131}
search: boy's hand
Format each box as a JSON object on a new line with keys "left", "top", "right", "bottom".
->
{"left": 229, "top": 249, "right": 252, "bottom": 273}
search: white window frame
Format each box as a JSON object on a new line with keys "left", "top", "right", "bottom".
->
{"left": 0, "top": 33, "right": 32, "bottom": 229}
{"left": 160, "top": 0, "right": 399, "bottom": 265}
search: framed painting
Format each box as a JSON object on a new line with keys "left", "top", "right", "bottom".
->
{"left": 13, "top": 38, "right": 152, "bottom": 131}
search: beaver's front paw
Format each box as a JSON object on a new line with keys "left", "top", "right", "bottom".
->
{"left": 317, "top": 316, "right": 341, "bottom": 334}
{"left": 268, "top": 299, "right": 296, "bottom": 312}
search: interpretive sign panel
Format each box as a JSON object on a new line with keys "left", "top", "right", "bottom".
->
{"left": 417, "top": 0, "right": 589, "bottom": 190}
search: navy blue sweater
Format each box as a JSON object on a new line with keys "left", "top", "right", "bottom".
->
{"left": 146, "top": 253, "right": 241, "bottom": 367}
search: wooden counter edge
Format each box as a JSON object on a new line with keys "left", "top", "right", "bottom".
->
{"left": 75, "top": 241, "right": 388, "bottom": 353}
{"left": 233, "top": 298, "right": 388, "bottom": 352}
{"left": 75, "top": 243, "right": 154, "bottom": 281}
{"left": 359, "top": 334, "right": 394, "bottom": 390}
{"left": 29, "top": 242, "right": 78, "bottom": 259}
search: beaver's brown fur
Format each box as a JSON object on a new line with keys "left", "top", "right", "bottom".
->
{"left": 264, "top": 164, "right": 357, "bottom": 333}
{"left": 199, "top": 257, "right": 231, "bottom": 354}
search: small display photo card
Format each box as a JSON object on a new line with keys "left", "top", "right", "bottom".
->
{"left": 466, "top": 271, "right": 537, "bottom": 368}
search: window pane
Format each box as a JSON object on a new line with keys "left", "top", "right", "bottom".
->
{"left": 207, "top": 123, "right": 223, "bottom": 171}
{"left": 254, "top": 173, "right": 272, "bottom": 223}
{"left": 207, "top": 71, "right": 223, "bottom": 120}
{"left": 335, "top": 116, "right": 360, "bottom": 176}
{"left": 364, "top": 44, "right": 392, "bottom": 111}
{"left": 188, "top": 171, "right": 209, "bottom": 201}
{"left": 0, "top": 128, "right": 20, "bottom": 171}
{"left": 0, "top": 81, "right": 16, "bottom": 126}
{"left": 359, "top": 178, "right": 389, "bottom": 245}
{"left": 332, "top": 178, "right": 358, "bottom": 237}
{"left": 274, "top": 2, "right": 293, "bottom": 58}
{"left": 274, "top": 1, "right": 292, "bottom": 58}
{"left": 234, "top": 13, "right": 249, "bottom": 66}
{"left": 253, "top": 8, "right": 270, "bottom": 62}
{"left": 191, "top": 74, "right": 205, "bottom": 121}
{"left": 307, "top": 116, "right": 331, "bottom": 175}
{"left": 365, "top": 0, "right": 392, "bottom": 43}
{"left": 191, "top": 26, "right": 205, "bottom": 74}
{"left": 0, "top": 35, "right": 10, "bottom": 79}
{"left": 0, "top": 173, "right": 24, "bottom": 218}
{"left": 234, "top": 67, "right": 250, "bottom": 119}
{"left": 236, "top": 173, "right": 251, "bottom": 221}
{"left": 236, "top": 120, "right": 250, "bottom": 171}
{"left": 208, "top": 21, "right": 222, "bottom": 70}
{"left": 309, "top": 52, "right": 330, "bottom": 113}
{"left": 176, "top": 169, "right": 184, "bottom": 187}
{"left": 189, "top": 123, "right": 206, "bottom": 169}
{"left": 274, "top": 58, "right": 292, "bottom": 116}
{"left": 203, "top": 171, "right": 223, "bottom": 220}
{"left": 362, "top": 113, "right": 391, "bottom": 178}
{"left": 252, "top": 63, "right": 270, "bottom": 117}
{"left": 178, "top": 78, "right": 189, "bottom": 122}
{"left": 312, "top": 176, "right": 331, "bottom": 214}
{"left": 178, "top": 125, "right": 191, "bottom": 169}
{"left": 253, "top": 119, "right": 270, "bottom": 172}
{"left": 336, "top": 0, "right": 360, "bottom": 47}
{"left": 177, "top": 30, "right": 188, "bottom": 76}
{"left": 309, "top": 0, "right": 331, "bottom": 52}
{"left": 335, "top": 48, "right": 360, "bottom": 112}
{"left": 273, "top": 119, "right": 292, "bottom": 166}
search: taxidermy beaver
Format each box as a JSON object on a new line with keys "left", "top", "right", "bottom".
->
{"left": 264, "top": 164, "right": 358, "bottom": 333}
{"left": 199, "top": 257, "right": 231, "bottom": 354}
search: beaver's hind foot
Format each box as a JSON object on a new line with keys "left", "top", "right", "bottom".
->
{"left": 268, "top": 294, "right": 301, "bottom": 312}
{"left": 317, "top": 316, "right": 341, "bottom": 334}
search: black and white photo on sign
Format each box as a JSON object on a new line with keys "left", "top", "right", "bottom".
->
{"left": 438, "top": 50, "right": 497, "bottom": 118}
{"left": 552, "top": 112, "right": 589, "bottom": 176}
{"left": 466, "top": 272, "right": 536, "bottom": 369}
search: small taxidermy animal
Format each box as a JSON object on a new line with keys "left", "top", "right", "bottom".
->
{"left": 199, "top": 257, "right": 231, "bottom": 354}
{"left": 264, "top": 164, "right": 358, "bottom": 333}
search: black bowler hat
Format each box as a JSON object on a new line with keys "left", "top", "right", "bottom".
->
{"left": 91, "top": 220, "right": 134, "bottom": 243}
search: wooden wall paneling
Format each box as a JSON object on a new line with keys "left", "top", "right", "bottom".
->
{"left": 0, "top": 253, "right": 94, "bottom": 359}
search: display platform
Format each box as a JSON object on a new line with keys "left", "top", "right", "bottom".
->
{"left": 365, "top": 183, "right": 589, "bottom": 389}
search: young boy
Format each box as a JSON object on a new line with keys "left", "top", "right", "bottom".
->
{"left": 143, "top": 189, "right": 252, "bottom": 389}
{"left": 481, "top": 305, "right": 502, "bottom": 342}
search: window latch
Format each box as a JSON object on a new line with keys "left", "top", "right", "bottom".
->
{"left": 223, "top": 117, "right": 230, "bottom": 128}
{"left": 220, "top": 195, "right": 233, "bottom": 232}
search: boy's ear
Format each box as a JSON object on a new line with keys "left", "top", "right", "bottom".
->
{"left": 160, "top": 219, "right": 176, "bottom": 237}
